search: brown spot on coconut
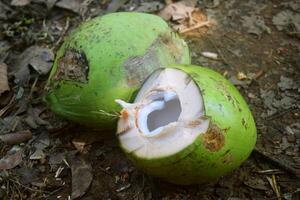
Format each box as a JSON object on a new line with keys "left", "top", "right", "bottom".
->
{"left": 54, "top": 49, "right": 89, "bottom": 83}
{"left": 202, "top": 124, "right": 225, "bottom": 152}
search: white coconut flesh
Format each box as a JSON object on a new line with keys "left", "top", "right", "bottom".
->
{"left": 116, "top": 68, "right": 210, "bottom": 159}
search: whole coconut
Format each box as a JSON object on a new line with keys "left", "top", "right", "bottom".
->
{"left": 116, "top": 65, "right": 257, "bottom": 185}
{"left": 45, "top": 12, "right": 190, "bottom": 128}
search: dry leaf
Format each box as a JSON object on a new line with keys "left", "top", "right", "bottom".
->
{"left": 159, "top": 0, "right": 211, "bottom": 37}
{"left": 174, "top": 10, "right": 211, "bottom": 37}
{"left": 11, "top": 0, "right": 31, "bottom": 6}
{"left": 0, "top": 130, "right": 32, "bottom": 145}
{"left": 159, "top": 1, "right": 195, "bottom": 21}
{"left": 0, "top": 148, "right": 23, "bottom": 170}
{"left": 106, "top": 0, "right": 127, "bottom": 13}
{"left": 135, "top": 2, "right": 164, "bottom": 13}
{"left": 0, "top": 63, "right": 10, "bottom": 95}
{"left": 68, "top": 154, "right": 93, "bottom": 199}
{"left": 272, "top": 10, "right": 300, "bottom": 32}
{"left": 12, "top": 46, "right": 54, "bottom": 84}
{"left": 56, "top": 0, "right": 88, "bottom": 16}
{"left": 72, "top": 139, "right": 87, "bottom": 153}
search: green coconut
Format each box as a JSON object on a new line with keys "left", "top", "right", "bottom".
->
{"left": 45, "top": 12, "right": 190, "bottom": 127}
{"left": 116, "top": 65, "right": 257, "bottom": 185}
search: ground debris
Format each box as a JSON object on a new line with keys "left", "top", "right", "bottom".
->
{"left": 1, "top": 0, "right": 300, "bottom": 198}
{"left": 135, "top": 2, "right": 164, "bottom": 13}
{"left": 0, "top": 130, "right": 32, "bottom": 145}
{"left": 0, "top": 1, "right": 12, "bottom": 20}
{"left": 242, "top": 15, "right": 271, "bottom": 37}
{"left": 106, "top": 0, "right": 127, "bottom": 13}
{"left": 159, "top": 0, "right": 211, "bottom": 37}
{"left": 0, "top": 63, "right": 10, "bottom": 95}
{"left": 159, "top": 0, "right": 197, "bottom": 21}
{"left": 260, "top": 75, "right": 300, "bottom": 118}
{"left": 55, "top": 0, "right": 88, "bottom": 16}
{"left": 0, "top": 146, "right": 23, "bottom": 170}
{"left": 272, "top": 10, "right": 300, "bottom": 38}
{"left": 11, "top": 46, "right": 54, "bottom": 84}
{"left": 11, "top": 0, "right": 31, "bottom": 6}
{"left": 67, "top": 153, "right": 93, "bottom": 199}
{"left": 244, "top": 176, "right": 268, "bottom": 190}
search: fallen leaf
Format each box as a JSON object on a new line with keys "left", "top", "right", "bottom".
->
{"left": 33, "top": 132, "right": 50, "bottom": 150}
{"left": 0, "top": 63, "right": 9, "bottom": 95}
{"left": 34, "top": 0, "right": 58, "bottom": 9}
{"left": 16, "top": 167, "right": 40, "bottom": 185}
{"left": 49, "top": 152, "right": 66, "bottom": 166}
{"left": 55, "top": 0, "right": 88, "bottom": 16}
{"left": 27, "top": 107, "right": 49, "bottom": 126}
{"left": 0, "top": 41, "right": 12, "bottom": 62}
{"left": 0, "top": 130, "right": 32, "bottom": 145}
{"left": 106, "top": 0, "right": 127, "bottom": 13}
{"left": 159, "top": 0, "right": 211, "bottom": 37}
{"left": 278, "top": 76, "right": 297, "bottom": 90}
{"left": 175, "top": 11, "right": 211, "bottom": 37}
{"left": 0, "top": 147, "right": 23, "bottom": 170}
{"left": 281, "top": 1, "right": 300, "bottom": 13}
{"left": 135, "top": 2, "right": 164, "bottom": 13}
{"left": 272, "top": 10, "right": 300, "bottom": 32}
{"left": 244, "top": 176, "right": 268, "bottom": 190}
{"left": 159, "top": 1, "right": 195, "bottom": 21}
{"left": 11, "top": 0, "right": 31, "bottom": 6}
{"left": 30, "top": 149, "right": 45, "bottom": 160}
{"left": 29, "top": 48, "right": 54, "bottom": 75}
{"left": 72, "top": 139, "right": 88, "bottom": 153}
{"left": 12, "top": 46, "right": 54, "bottom": 84}
{"left": 0, "top": 2, "right": 12, "bottom": 20}
{"left": 203, "top": 0, "right": 221, "bottom": 9}
{"left": 68, "top": 153, "right": 93, "bottom": 199}
{"left": 242, "top": 15, "right": 271, "bottom": 37}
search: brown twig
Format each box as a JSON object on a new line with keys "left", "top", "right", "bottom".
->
{"left": 253, "top": 70, "right": 265, "bottom": 80}
{"left": 266, "top": 175, "right": 281, "bottom": 200}
{"left": 52, "top": 17, "right": 70, "bottom": 51}
{"left": 180, "top": 21, "right": 210, "bottom": 34}
{"left": 27, "top": 76, "right": 39, "bottom": 100}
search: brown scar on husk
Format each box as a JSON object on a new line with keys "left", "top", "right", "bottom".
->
{"left": 158, "top": 32, "right": 183, "bottom": 59}
{"left": 123, "top": 50, "right": 161, "bottom": 87}
{"left": 123, "top": 32, "right": 184, "bottom": 87}
{"left": 53, "top": 49, "right": 89, "bottom": 83}
{"left": 202, "top": 124, "right": 225, "bottom": 152}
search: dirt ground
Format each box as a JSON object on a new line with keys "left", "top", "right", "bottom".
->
{"left": 0, "top": 0, "right": 299, "bottom": 199}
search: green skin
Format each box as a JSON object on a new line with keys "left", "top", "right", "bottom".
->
{"left": 45, "top": 12, "right": 190, "bottom": 128}
{"left": 122, "top": 65, "right": 257, "bottom": 185}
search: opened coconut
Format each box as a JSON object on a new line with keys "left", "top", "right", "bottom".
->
{"left": 116, "top": 65, "right": 257, "bottom": 185}
{"left": 45, "top": 12, "right": 190, "bottom": 127}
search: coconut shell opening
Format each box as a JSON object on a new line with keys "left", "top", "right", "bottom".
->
{"left": 116, "top": 68, "right": 210, "bottom": 159}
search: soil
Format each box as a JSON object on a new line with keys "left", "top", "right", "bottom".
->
{"left": 0, "top": 0, "right": 299, "bottom": 200}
